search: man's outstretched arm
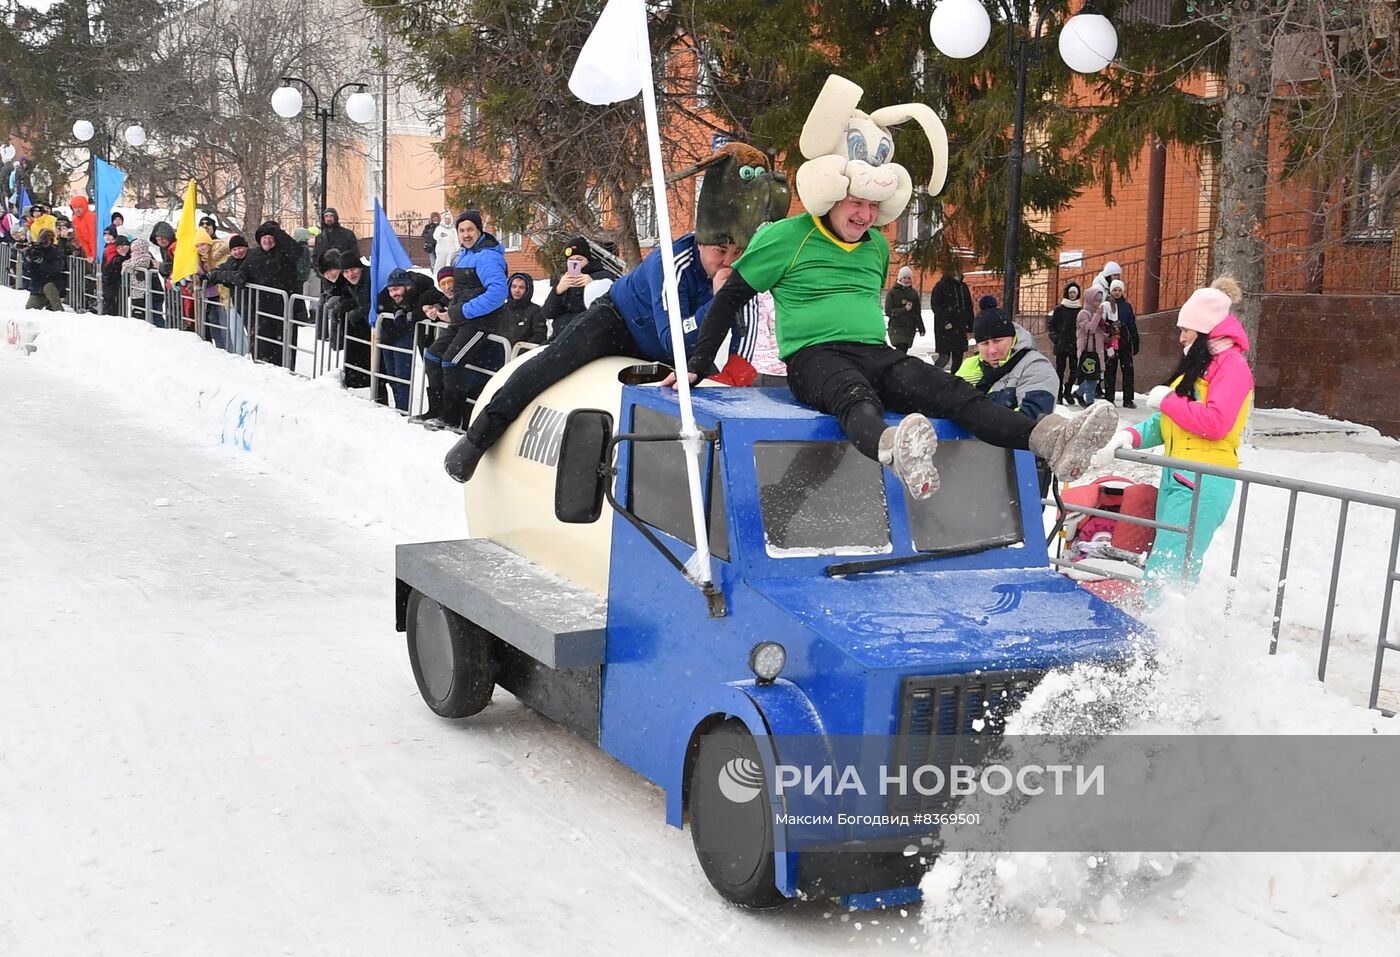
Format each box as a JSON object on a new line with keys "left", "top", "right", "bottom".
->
{"left": 686, "top": 271, "right": 759, "bottom": 380}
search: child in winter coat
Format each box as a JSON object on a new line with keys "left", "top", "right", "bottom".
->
{"left": 122, "top": 238, "right": 160, "bottom": 324}
{"left": 1094, "top": 277, "right": 1253, "bottom": 601}
{"left": 1073, "top": 286, "right": 1107, "bottom": 406}
{"left": 101, "top": 235, "right": 131, "bottom": 315}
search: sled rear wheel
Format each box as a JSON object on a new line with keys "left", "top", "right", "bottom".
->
{"left": 405, "top": 589, "right": 494, "bottom": 718}
{"left": 688, "top": 719, "right": 783, "bottom": 908}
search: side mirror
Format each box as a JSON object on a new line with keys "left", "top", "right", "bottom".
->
{"left": 555, "top": 409, "right": 613, "bottom": 524}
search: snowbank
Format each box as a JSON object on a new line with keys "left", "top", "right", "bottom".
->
{"left": 4, "top": 289, "right": 464, "bottom": 541}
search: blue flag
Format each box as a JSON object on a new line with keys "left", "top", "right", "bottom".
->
{"left": 94, "top": 158, "right": 128, "bottom": 263}
{"left": 17, "top": 183, "right": 32, "bottom": 216}
{"left": 369, "top": 199, "right": 412, "bottom": 326}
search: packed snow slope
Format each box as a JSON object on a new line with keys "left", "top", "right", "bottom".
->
{"left": 3, "top": 295, "right": 1398, "bottom": 955}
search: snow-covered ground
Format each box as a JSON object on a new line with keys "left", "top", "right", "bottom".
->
{"left": 3, "top": 291, "right": 1398, "bottom": 954}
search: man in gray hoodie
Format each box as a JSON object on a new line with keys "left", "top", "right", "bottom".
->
{"left": 954, "top": 304, "right": 1059, "bottom": 421}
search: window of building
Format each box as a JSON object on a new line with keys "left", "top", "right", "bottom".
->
{"left": 894, "top": 188, "right": 942, "bottom": 250}
{"left": 633, "top": 187, "right": 658, "bottom": 246}
{"left": 695, "top": 41, "right": 721, "bottom": 108}
{"left": 1349, "top": 158, "right": 1395, "bottom": 241}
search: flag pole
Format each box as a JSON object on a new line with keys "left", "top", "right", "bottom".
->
{"left": 636, "top": 38, "right": 713, "bottom": 592}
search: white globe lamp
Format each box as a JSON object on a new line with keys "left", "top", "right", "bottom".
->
{"left": 0, "top": 144, "right": 14, "bottom": 162}
{"left": 1058, "top": 13, "right": 1118, "bottom": 73}
{"left": 344, "top": 91, "right": 376, "bottom": 124}
{"left": 271, "top": 85, "right": 304, "bottom": 119}
{"left": 124, "top": 125, "right": 147, "bottom": 147}
{"left": 73, "top": 120, "right": 95, "bottom": 142}
{"left": 929, "top": 0, "right": 992, "bottom": 60}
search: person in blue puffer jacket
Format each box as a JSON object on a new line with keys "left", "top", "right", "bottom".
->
{"left": 416, "top": 210, "right": 508, "bottom": 430}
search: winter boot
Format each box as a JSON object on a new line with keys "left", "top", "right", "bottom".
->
{"left": 410, "top": 387, "right": 444, "bottom": 426}
{"left": 444, "top": 433, "right": 488, "bottom": 484}
{"left": 877, "top": 413, "right": 939, "bottom": 500}
{"left": 1028, "top": 402, "right": 1118, "bottom": 481}
{"left": 432, "top": 390, "right": 468, "bottom": 432}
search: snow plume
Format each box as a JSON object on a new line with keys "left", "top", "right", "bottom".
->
{"left": 919, "top": 593, "right": 1395, "bottom": 949}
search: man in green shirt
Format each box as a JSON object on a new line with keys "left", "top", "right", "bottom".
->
{"left": 682, "top": 192, "right": 1118, "bottom": 499}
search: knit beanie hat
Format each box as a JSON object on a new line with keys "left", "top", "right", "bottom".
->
{"left": 977, "top": 294, "right": 998, "bottom": 311}
{"left": 1103, "top": 260, "right": 1122, "bottom": 277}
{"left": 386, "top": 268, "right": 412, "bottom": 288}
{"left": 1110, "top": 279, "right": 1125, "bottom": 293}
{"left": 973, "top": 307, "right": 1015, "bottom": 342}
{"left": 228, "top": 234, "right": 248, "bottom": 250}
{"left": 1177, "top": 287, "right": 1232, "bottom": 335}
{"left": 455, "top": 209, "right": 483, "bottom": 233}
{"left": 437, "top": 265, "right": 454, "bottom": 281}
{"left": 897, "top": 266, "right": 914, "bottom": 284}
{"left": 563, "top": 236, "right": 590, "bottom": 260}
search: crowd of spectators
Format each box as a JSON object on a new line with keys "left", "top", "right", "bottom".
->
{"left": 3, "top": 196, "right": 566, "bottom": 431}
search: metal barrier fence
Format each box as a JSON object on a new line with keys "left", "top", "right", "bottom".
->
{"left": 1050, "top": 447, "right": 1400, "bottom": 712}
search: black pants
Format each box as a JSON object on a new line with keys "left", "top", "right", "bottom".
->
{"left": 933, "top": 348, "right": 964, "bottom": 371}
{"left": 1104, "top": 352, "right": 1135, "bottom": 403}
{"left": 1054, "top": 350, "right": 1077, "bottom": 398}
{"left": 785, "top": 342, "right": 1037, "bottom": 460}
{"left": 466, "top": 297, "right": 642, "bottom": 451}
{"left": 426, "top": 322, "right": 499, "bottom": 395}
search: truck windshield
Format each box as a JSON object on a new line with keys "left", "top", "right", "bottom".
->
{"left": 904, "top": 440, "right": 1023, "bottom": 553}
{"left": 755, "top": 442, "right": 891, "bottom": 554}
{"left": 754, "top": 439, "right": 1023, "bottom": 558}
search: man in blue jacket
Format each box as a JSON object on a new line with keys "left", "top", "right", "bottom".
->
{"left": 443, "top": 143, "right": 790, "bottom": 483}
{"left": 417, "top": 210, "right": 508, "bottom": 430}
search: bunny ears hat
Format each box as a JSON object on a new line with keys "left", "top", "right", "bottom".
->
{"left": 795, "top": 74, "right": 949, "bottom": 228}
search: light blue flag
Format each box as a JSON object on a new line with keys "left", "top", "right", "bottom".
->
{"left": 369, "top": 199, "right": 412, "bottom": 326}
{"left": 94, "top": 158, "right": 128, "bottom": 263}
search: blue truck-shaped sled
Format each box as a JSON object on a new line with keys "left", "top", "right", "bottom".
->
{"left": 394, "top": 356, "right": 1143, "bottom": 908}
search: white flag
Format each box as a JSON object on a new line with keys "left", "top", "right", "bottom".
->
{"left": 568, "top": 0, "right": 649, "bottom": 105}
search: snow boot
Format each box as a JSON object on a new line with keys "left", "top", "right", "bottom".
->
{"left": 1029, "top": 402, "right": 1118, "bottom": 481}
{"left": 432, "top": 390, "right": 468, "bottom": 432}
{"left": 444, "top": 433, "right": 488, "bottom": 484}
{"left": 878, "top": 413, "right": 939, "bottom": 500}
{"left": 410, "top": 387, "right": 444, "bottom": 427}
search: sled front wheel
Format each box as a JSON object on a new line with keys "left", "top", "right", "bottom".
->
{"left": 688, "top": 719, "right": 783, "bottom": 908}
{"left": 405, "top": 590, "right": 494, "bottom": 718}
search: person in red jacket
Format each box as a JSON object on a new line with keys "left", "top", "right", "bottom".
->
{"left": 69, "top": 195, "right": 97, "bottom": 260}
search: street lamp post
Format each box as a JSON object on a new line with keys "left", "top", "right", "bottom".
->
{"left": 930, "top": 0, "right": 1118, "bottom": 318}
{"left": 271, "top": 78, "right": 375, "bottom": 216}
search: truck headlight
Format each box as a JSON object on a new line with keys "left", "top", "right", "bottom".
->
{"left": 748, "top": 642, "right": 786, "bottom": 684}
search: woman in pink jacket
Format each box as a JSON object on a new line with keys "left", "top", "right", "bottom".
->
{"left": 1073, "top": 286, "right": 1107, "bottom": 406}
{"left": 1095, "top": 277, "right": 1254, "bottom": 599}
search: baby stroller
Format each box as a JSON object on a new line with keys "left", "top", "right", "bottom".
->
{"left": 1052, "top": 475, "right": 1159, "bottom": 602}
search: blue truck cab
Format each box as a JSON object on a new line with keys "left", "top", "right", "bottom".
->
{"left": 394, "top": 355, "right": 1143, "bottom": 909}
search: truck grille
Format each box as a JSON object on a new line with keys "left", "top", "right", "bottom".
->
{"left": 888, "top": 671, "right": 1043, "bottom": 816}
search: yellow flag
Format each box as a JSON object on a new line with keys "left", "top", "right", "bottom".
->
{"left": 170, "top": 178, "right": 200, "bottom": 284}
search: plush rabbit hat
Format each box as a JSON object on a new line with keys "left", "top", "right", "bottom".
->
{"left": 794, "top": 74, "right": 949, "bottom": 227}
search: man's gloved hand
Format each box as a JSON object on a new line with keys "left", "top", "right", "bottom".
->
{"left": 1146, "top": 384, "right": 1172, "bottom": 409}
{"left": 1091, "top": 429, "right": 1136, "bottom": 468}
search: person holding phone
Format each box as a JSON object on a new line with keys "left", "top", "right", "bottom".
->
{"left": 542, "top": 236, "right": 618, "bottom": 341}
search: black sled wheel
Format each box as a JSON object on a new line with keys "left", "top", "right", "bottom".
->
{"left": 688, "top": 719, "right": 784, "bottom": 908}
{"left": 405, "top": 590, "right": 494, "bottom": 718}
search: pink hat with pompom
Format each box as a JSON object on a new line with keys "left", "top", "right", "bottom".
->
{"left": 1177, "top": 287, "right": 1232, "bottom": 335}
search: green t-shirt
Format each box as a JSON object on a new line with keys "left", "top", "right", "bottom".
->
{"left": 733, "top": 214, "right": 890, "bottom": 360}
